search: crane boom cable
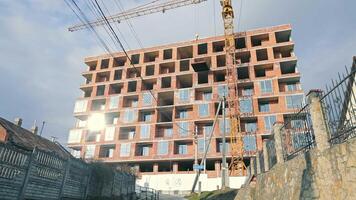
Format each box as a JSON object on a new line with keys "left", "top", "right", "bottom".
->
{"left": 69, "top": 0, "right": 207, "bottom": 31}
{"left": 65, "top": 0, "right": 197, "bottom": 135}
{"left": 115, "top": 0, "right": 143, "bottom": 48}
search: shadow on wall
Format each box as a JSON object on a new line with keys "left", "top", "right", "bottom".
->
{"left": 299, "top": 151, "right": 315, "bottom": 199}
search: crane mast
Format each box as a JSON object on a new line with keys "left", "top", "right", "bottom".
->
{"left": 220, "top": 0, "right": 245, "bottom": 176}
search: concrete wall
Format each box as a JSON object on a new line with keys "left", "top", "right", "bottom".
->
{"left": 235, "top": 137, "right": 356, "bottom": 200}
{"left": 137, "top": 173, "right": 246, "bottom": 195}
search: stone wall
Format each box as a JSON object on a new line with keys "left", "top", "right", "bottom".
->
{"left": 235, "top": 137, "right": 356, "bottom": 200}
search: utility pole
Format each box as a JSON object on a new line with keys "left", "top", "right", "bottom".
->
{"left": 221, "top": 97, "right": 228, "bottom": 189}
{"left": 194, "top": 125, "right": 199, "bottom": 173}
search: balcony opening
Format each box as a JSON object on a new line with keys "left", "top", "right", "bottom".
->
{"left": 175, "top": 106, "right": 192, "bottom": 119}
{"left": 251, "top": 33, "right": 269, "bottom": 47}
{"left": 99, "top": 145, "right": 115, "bottom": 158}
{"left": 144, "top": 51, "right": 159, "bottom": 63}
{"left": 96, "top": 72, "right": 110, "bottom": 83}
{"left": 139, "top": 162, "right": 154, "bottom": 172}
{"left": 96, "top": 85, "right": 105, "bottom": 96}
{"left": 135, "top": 144, "right": 152, "bottom": 156}
{"left": 280, "top": 60, "right": 297, "bottom": 74}
{"left": 278, "top": 79, "right": 300, "bottom": 92}
{"left": 174, "top": 141, "right": 191, "bottom": 155}
{"left": 180, "top": 60, "right": 190, "bottom": 71}
{"left": 131, "top": 54, "right": 140, "bottom": 64}
{"left": 155, "top": 124, "right": 173, "bottom": 138}
{"left": 158, "top": 108, "right": 173, "bottom": 122}
{"left": 216, "top": 138, "right": 231, "bottom": 153}
{"left": 238, "top": 84, "right": 254, "bottom": 96}
{"left": 256, "top": 49, "right": 268, "bottom": 61}
{"left": 212, "top": 40, "right": 224, "bottom": 52}
{"left": 235, "top": 51, "right": 251, "bottom": 64}
{"left": 216, "top": 55, "right": 226, "bottom": 68}
{"left": 81, "top": 88, "right": 91, "bottom": 98}
{"left": 235, "top": 37, "right": 246, "bottom": 49}
{"left": 159, "top": 62, "right": 175, "bottom": 74}
{"left": 139, "top": 110, "right": 154, "bottom": 122}
{"left": 195, "top": 122, "right": 213, "bottom": 136}
{"left": 123, "top": 95, "right": 138, "bottom": 108}
{"left": 258, "top": 99, "right": 270, "bottom": 113}
{"left": 178, "top": 160, "right": 193, "bottom": 171}
{"left": 192, "top": 57, "right": 211, "bottom": 72}
{"left": 128, "top": 81, "right": 137, "bottom": 92}
{"left": 214, "top": 70, "right": 226, "bottom": 82}
{"left": 273, "top": 45, "right": 293, "bottom": 59}
{"left": 158, "top": 162, "right": 172, "bottom": 172}
{"left": 195, "top": 87, "right": 212, "bottom": 101}
{"left": 109, "top": 83, "right": 122, "bottom": 95}
{"left": 86, "top": 60, "right": 97, "bottom": 71}
{"left": 119, "top": 127, "right": 135, "bottom": 140}
{"left": 126, "top": 67, "right": 141, "bottom": 78}
{"left": 255, "top": 68, "right": 265, "bottom": 77}
{"left": 86, "top": 131, "right": 99, "bottom": 142}
{"left": 205, "top": 160, "right": 216, "bottom": 170}
{"left": 105, "top": 112, "right": 119, "bottom": 125}
{"left": 142, "top": 79, "right": 156, "bottom": 90}
{"left": 198, "top": 43, "right": 208, "bottom": 55}
{"left": 114, "top": 70, "right": 122, "bottom": 80}
{"left": 113, "top": 56, "right": 126, "bottom": 67}
{"left": 100, "top": 59, "right": 109, "bottom": 69}
{"left": 161, "top": 77, "right": 171, "bottom": 88}
{"left": 158, "top": 91, "right": 174, "bottom": 106}
{"left": 163, "top": 49, "right": 173, "bottom": 60}
{"left": 177, "top": 74, "right": 193, "bottom": 88}
{"left": 237, "top": 67, "right": 249, "bottom": 80}
{"left": 197, "top": 71, "right": 209, "bottom": 84}
{"left": 177, "top": 46, "right": 193, "bottom": 59}
{"left": 241, "top": 119, "right": 257, "bottom": 132}
{"left": 275, "top": 30, "right": 291, "bottom": 43}
{"left": 91, "top": 99, "right": 106, "bottom": 111}
{"left": 254, "top": 64, "right": 273, "bottom": 78}
{"left": 83, "top": 74, "right": 92, "bottom": 84}
{"left": 145, "top": 65, "right": 155, "bottom": 76}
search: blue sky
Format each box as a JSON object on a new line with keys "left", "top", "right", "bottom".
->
{"left": 0, "top": 0, "right": 355, "bottom": 144}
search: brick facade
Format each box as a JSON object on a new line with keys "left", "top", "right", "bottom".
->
{"left": 68, "top": 24, "right": 304, "bottom": 177}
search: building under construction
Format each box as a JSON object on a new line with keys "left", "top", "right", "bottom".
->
{"left": 67, "top": 24, "right": 304, "bottom": 193}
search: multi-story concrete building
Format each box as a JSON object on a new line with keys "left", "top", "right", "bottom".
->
{"left": 67, "top": 24, "right": 304, "bottom": 193}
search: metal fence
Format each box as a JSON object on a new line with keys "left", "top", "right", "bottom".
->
{"left": 280, "top": 104, "right": 315, "bottom": 160}
{"left": 136, "top": 185, "right": 160, "bottom": 200}
{"left": 0, "top": 142, "right": 136, "bottom": 200}
{"left": 320, "top": 67, "right": 356, "bottom": 145}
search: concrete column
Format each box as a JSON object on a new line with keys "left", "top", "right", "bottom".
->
{"left": 215, "top": 161, "right": 221, "bottom": 177}
{"left": 273, "top": 122, "right": 285, "bottom": 164}
{"left": 307, "top": 90, "right": 330, "bottom": 151}
{"left": 250, "top": 157, "right": 255, "bottom": 176}
{"left": 173, "top": 162, "right": 178, "bottom": 173}
{"left": 256, "top": 151, "right": 261, "bottom": 174}
{"left": 263, "top": 140, "right": 270, "bottom": 172}
{"left": 153, "top": 163, "right": 159, "bottom": 174}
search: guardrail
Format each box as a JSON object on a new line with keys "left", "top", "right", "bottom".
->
{"left": 136, "top": 185, "right": 160, "bottom": 200}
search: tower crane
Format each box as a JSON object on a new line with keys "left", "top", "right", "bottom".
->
{"left": 68, "top": 0, "right": 246, "bottom": 183}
